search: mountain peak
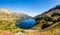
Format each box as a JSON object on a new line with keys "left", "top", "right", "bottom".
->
{"left": 53, "top": 4, "right": 60, "bottom": 9}
{"left": 0, "top": 8, "right": 12, "bottom": 14}
{"left": 56, "top": 4, "right": 60, "bottom": 7}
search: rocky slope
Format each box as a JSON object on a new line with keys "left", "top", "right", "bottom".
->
{"left": 34, "top": 4, "right": 60, "bottom": 30}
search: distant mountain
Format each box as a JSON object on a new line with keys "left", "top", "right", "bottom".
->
{"left": 12, "top": 13, "right": 33, "bottom": 22}
{"left": 12, "top": 13, "right": 32, "bottom": 19}
{"left": 34, "top": 4, "right": 60, "bottom": 30}
{"left": 0, "top": 8, "right": 32, "bottom": 20}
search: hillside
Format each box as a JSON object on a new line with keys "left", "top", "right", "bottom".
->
{"left": 34, "top": 4, "right": 60, "bottom": 31}
{"left": 0, "top": 8, "right": 32, "bottom": 34}
{"left": 12, "top": 13, "right": 33, "bottom": 21}
{"left": 0, "top": 4, "right": 60, "bottom": 35}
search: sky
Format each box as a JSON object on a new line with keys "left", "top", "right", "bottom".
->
{"left": 0, "top": 0, "right": 60, "bottom": 17}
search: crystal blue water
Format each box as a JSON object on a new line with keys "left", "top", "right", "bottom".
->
{"left": 15, "top": 19, "right": 36, "bottom": 29}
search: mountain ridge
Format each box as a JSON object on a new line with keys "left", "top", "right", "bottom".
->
{"left": 35, "top": 4, "right": 60, "bottom": 17}
{"left": 0, "top": 8, "right": 32, "bottom": 19}
{"left": 34, "top": 4, "right": 60, "bottom": 31}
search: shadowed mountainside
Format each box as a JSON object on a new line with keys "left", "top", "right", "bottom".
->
{"left": 34, "top": 4, "right": 60, "bottom": 31}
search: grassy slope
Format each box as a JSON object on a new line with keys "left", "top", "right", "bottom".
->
{"left": 32, "top": 5, "right": 60, "bottom": 35}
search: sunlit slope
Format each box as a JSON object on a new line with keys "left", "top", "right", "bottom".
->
{"left": 0, "top": 9, "right": 20, "bottom": 33}
{"left": 0, "top": 8, "right": 32, "bottom": 34}
{"left": 34, "top": 4, "right": 60, "bottom": 30}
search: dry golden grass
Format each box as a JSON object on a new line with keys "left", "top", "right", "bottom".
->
{"left": 24, "top": 28, "right": 60, "bottom": 35}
